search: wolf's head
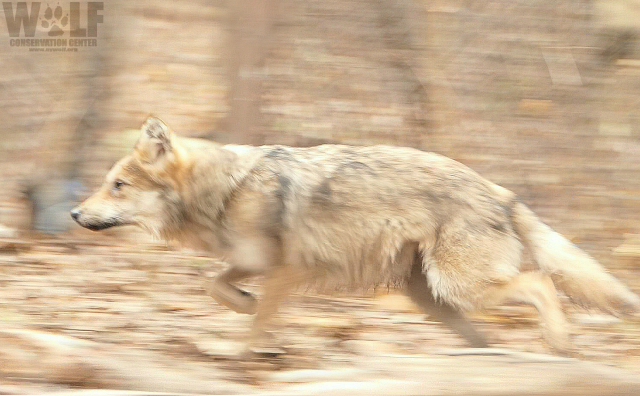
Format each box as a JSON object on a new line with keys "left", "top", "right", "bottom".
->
{"left": 71, "top": 116, "right": 186, "bottom": 237}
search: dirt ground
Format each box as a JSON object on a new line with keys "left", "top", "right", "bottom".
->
{"left": 1, "top": 233, "right": 639, "bottom": 395}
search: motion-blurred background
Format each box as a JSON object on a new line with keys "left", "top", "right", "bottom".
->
{"left": 2, "top": 0, "right": 640, "bottom": 255}
{"left": 1, "top": 1, "right": 640, "bottom": 394}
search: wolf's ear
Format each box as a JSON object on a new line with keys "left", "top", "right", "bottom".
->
{"left": 137, "top": 116, "right": 175, "bottom": 165}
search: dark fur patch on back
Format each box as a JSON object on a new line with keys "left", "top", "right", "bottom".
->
{"left": 336, "top": 160, "right": 376, "bottom": 175}
{"left": 274, "top": 174, "right": 291, "bottom": 221}
{"left": 312, "top": 178, "right": 333, "bottom": 206}
{"left": 265, "top": 146, "right": 297, "bottom": 162}
{"left": 504, "top": 197, "right": 521, "bottom": 233}
{"left": 421, "top": 189, "right": 449, "bottom": 205}
{"left": 488, "top": 201, "right": 516, "bottom": 234}
{"left": 489, "top": 220, "right": 507, "bottom": 232}
{"left": 264, "top": 173, "right": 292, "bottom": 239}
{"left": 310, "top": 161, "right": 375, "bottom": 207}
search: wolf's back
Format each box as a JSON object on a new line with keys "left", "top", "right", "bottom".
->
{"left": 511, "top": 202, "right": 640, "bottom": 315}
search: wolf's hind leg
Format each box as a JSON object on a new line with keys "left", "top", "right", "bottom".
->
{"left": 483, "top": 271, "right": 570, "bottom": 352}
{"left": 406, "top": 260, "right": 489, "bottom": 348}
{"left": 205, "top": 267, "right": 257, "bottom": 314}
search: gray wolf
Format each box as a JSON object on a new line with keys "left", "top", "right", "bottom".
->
{"left": 71, "top": 116, "right": 640, "bottom": 352}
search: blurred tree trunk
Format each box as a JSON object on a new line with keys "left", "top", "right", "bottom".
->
{"left": 223, "top": 0, "right": 278, "bottom": 144}
{"left": 25, "top": 16, "right": 108, "bottom": 233}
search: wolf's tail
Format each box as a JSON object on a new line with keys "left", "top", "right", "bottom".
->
{"left": 511, "top": 201, "right": 640, "bottom": 315}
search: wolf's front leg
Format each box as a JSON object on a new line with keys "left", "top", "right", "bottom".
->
{"left": 248, "top": 265, "right": 309, "bottom": 352}
{"left": 205, "top": 267, "right": 257, "bottom": 314}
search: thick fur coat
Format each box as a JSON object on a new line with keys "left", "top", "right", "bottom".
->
{"left": 72, "top": 117, "right": 640, "bottom": 352}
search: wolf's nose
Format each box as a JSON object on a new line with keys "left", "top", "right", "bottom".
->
{"left": 70, "top": 208, "right": 81, "bottom": 221}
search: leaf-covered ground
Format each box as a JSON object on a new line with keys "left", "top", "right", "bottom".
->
{"left": 1, "top": 233, "right": 639, "bottom": 395}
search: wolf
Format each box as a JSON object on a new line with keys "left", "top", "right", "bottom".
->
{"left": 71, "top": 116, "right": 640, "bottom": 352}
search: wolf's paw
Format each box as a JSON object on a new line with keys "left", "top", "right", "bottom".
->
{"left": 243, "top": 329, "right": 287, "bottom": 358}
{"left": 245, "top": 344, "right": 287, "bottom": 358}
{"left": 40, "top": 5, "right": 68, "bottom": 37}
{"left": 205, "top": 280, "right": 258, "bottom": 315}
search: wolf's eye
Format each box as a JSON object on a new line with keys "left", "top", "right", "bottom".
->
{"left": 114, "top": 180, "right": 124, "bottom": 190}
